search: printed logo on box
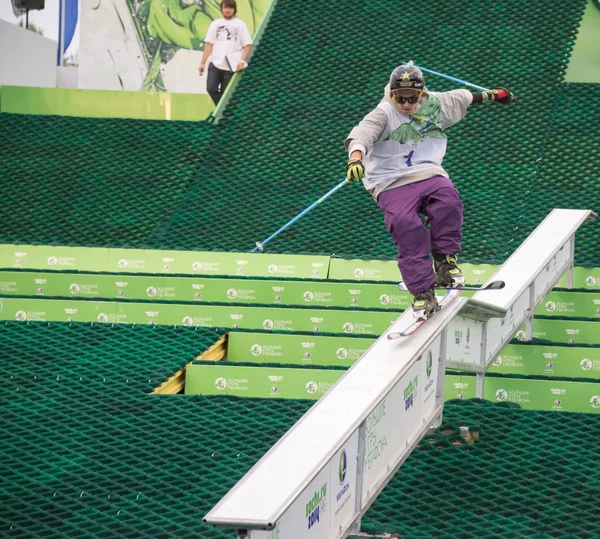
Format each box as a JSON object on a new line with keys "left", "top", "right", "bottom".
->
{"left": 70, "top": 284, "right": 80, "bottom": 294}
{"left": 335, "top": 449, "right": 351, "bottom": 513}
{"left": 305, "top": 482, "right": 327, "bottom": 530}
{"left": 251, "top": 344, "right": 263, "bottom": 356}
{"left": 215, "top": 378, "right": 227, "bottom": 390}
{"left": 545, "top": 301, "right": 557, "bottom": 312}
{"left": 268, "top": 264, "right": 278, "bottom": 274}
{"left": 581, "top": 359, "right": 592, "bottom": 371}
{"left": 304, "top": 291, "right": 314, "bottom": 302}
{"left": 586, "top": 276, "right": 597, "bottom": 286}
{"left": 426, "top": 350, "right": 433, "bottom": 378}
{"left": 353, "top": 268, "right": 364, "bottom": 278}
{"left": 338, "top": 450, "right": 347, "bottom": 484}
{"left": 182, "top": 316, "right": 194, "bottom": 327}
{"left": 493, "top": 356, "right": 503, "bottom": 366}
{"left": 305, "top": 381, "right": 318, "bottom": 394}
{"left": 146, "top": 287, "right": 157, "bottom": 297}
{"left": 97, "top": 313, "right": 109, "bottom": 323}
{"left": 227, "top": 289, "right": 238, "bottom": 299}
{"left": 379, "top": 294, "right": 390, "bottom": 305}
{"left": 343, "top": 322, "right": 354, "bottom": 334}
{"left": 495, "top": 389, "right": 508, "bottom": 402}
{"left": 336, "top": 348, "right": 348, "bottom": 360}
{"left": 590, "top": 396, "right": 600, "bottom": 409}
{"left": 404, "top": 375, "right": 419, "bottom": 411}
{"left": 47, "top": 256, "right": 58, "bottom": 266}
{"left": 118, "top": 259, "right": 128, "bottom": 268}
{"left": 15, "top": 310, "right": 27, "bottom": 321}
{"left": 263, "top": 319, "right": 274, "bottom": 330}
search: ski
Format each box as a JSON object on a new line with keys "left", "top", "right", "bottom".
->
{"left": 387, "top": 289, "right": 462, "bottom": 339}
{"left": 397, "top": 280, "right": 505, "bottom": 292}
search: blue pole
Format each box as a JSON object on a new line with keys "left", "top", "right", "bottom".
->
{"left": 408, "top": 62, "right": 489, "bottom": 92}
{"left": 252, "top": 179, "right": 349, "bottom": 252}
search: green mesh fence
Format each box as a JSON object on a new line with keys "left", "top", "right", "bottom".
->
{"left": 1, "top": 0, "right": 598, "bottom": 266}
{"left": 0, "top": 115, "right": 213, "bottom": 248}
{"left": 1, "top": 322, "right": 600, "bottom": 538}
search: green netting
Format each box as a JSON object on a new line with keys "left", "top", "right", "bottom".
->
{"left": 0, "top": 115, "right": 213, "bottom": 248}
{"left": 1, "top": 0, "right": 598, "bottom": 266}
{"left": 363, "top": 401, "right": 600, "bottom": 539}
{"left": 2, "top": 322, "right": 600, "bottom": 538}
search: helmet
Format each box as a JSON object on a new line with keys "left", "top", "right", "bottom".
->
{"left": 390, "top": 64, "right": 424, "bottom": 92}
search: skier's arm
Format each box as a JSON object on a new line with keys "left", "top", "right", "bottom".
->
{"left": 471, "top": 87, "right": 514, "bottom": 105}
{"left": 438, "top": 85, "right": 514, "bottom": 129}
{"left": 344, "top": 108, "right": 388, "bottom": 183}
{"left": 345, "top": 108, "right": 388, "bottom": 158}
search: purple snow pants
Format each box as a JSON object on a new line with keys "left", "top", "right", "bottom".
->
{"left": 377, "top": 176, "right": 463, "bottom": 295}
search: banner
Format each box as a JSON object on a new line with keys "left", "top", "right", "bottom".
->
{"left": 185, "top": 364, "right": 343, "bottom": 399}
{"left": 227, "top": 332, "right": 375, "bottom": 366}
{"left": 79, "top": 0, "right": 272, "bottom": 93}
{"left": 485, "top": 377, "right": 600, "bottom": 414}
{"left": 444, "top": 375, "right": 478, "bottom": 401}
{"left": 534, "top": 291, "right": 600, "bottom": 318}
{"left": 515, "top": 318, "right": 600, "bottom": 345}
{"left": 0, "top": 244, "right": 330, "bottom": 279}
{"left": 0, "top": 270, "right": 410, "bottom": 309}
{"left": 488, "top": 343, "right": 600, "bottom": 379}
{"left": 57, "top": 0, "right": 78, "bottom": 65}
{"left": 0, "top": 297, "right": 398, "bottom": 335}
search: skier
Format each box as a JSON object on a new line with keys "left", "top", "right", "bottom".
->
{"left": 344, "top": 62, "right": 513, "bottom": 319}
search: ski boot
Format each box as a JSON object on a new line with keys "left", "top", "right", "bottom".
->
{"left": 411, "top": 286, "right": 439, "bottom": 320}
{"left": 434, "top": 253, "right": 465, "bottom": 288}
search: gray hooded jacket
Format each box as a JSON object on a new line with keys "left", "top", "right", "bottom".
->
{"left": 345, "top": 85, "right": 473, "bottom": 199}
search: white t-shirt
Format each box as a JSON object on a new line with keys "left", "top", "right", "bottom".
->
{"left": 205, "top": 17, "right": 253, "bottom": 71}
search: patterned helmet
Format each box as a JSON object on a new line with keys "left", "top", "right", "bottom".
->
{"left": 390, "top": 64, "right": 425, "bottom": 92}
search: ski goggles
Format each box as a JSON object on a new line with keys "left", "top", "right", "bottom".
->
{"left": 392, "top": 91, "right": 421, "bottom": 104}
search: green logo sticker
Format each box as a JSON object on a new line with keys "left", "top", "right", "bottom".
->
{"left": 336, "top": 348, "right": 348, "bottom": 360}
{"left": 305, "top": 381, "right": 317, "bottom": 394}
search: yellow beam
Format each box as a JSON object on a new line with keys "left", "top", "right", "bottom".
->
{"left": 152, "top": 334, "right": 228, "bottom": 394}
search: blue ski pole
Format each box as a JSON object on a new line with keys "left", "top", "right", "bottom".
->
{"left": 405, "top": 61, "right": 490, "bottom": 92}
{"left": 252, "top": 179, "right": 349, "bottom": 252}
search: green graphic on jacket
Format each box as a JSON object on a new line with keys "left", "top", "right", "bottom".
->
{"left": 388, "top": 95, "right": 446, "bottom": 144}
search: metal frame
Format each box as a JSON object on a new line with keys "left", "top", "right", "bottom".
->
{"left": 445, "top": 209, "right": 595, "bottom": 396}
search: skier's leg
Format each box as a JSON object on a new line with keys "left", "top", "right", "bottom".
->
{"left": 207, "top": 64, "right": 222, "bottom": 105}
{"left": 421, "top": 176, "right": 465, "bottom": 286}
{"left": 377, "top": 183, "right": 437, "bottom": 297}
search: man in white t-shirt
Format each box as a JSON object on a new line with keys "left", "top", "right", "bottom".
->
{"left": 197, "top": 0, "right": 253, "bottom": 105}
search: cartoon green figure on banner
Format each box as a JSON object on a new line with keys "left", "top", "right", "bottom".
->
{"left": 90, "top": 0, "right": 269, "bottom": 91}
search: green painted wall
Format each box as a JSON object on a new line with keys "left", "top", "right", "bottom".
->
{"left": 0, "top": 86, "right": 215, "bottom": 121}
{"left": 565, "top": 0, "right": 600, "bottom": 83}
